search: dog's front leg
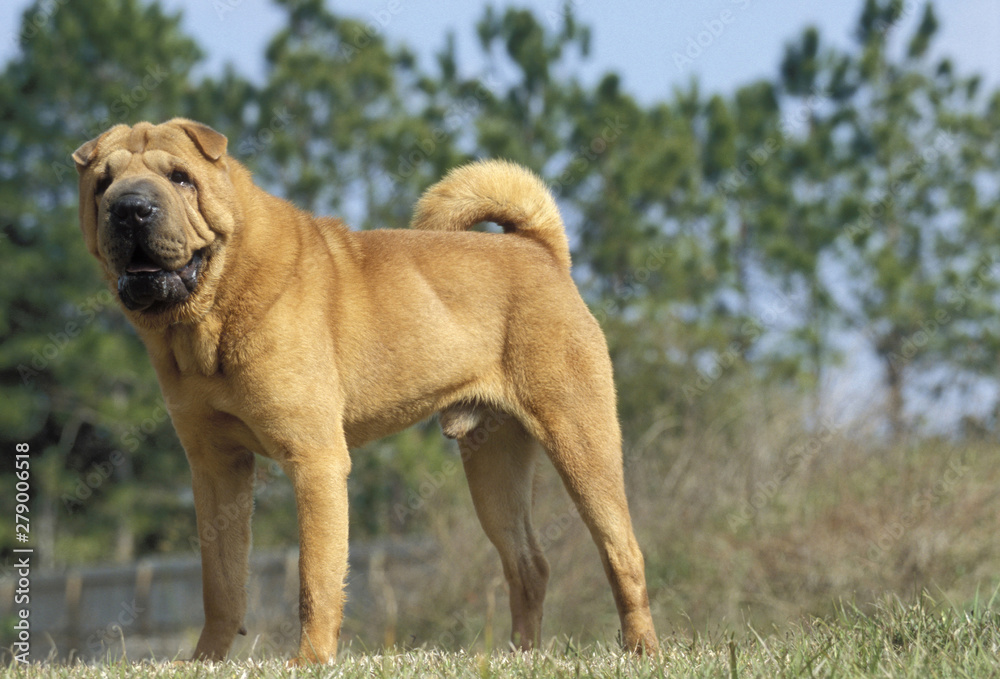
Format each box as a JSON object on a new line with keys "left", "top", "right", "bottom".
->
{"left": 187, "top": 447, "right": 256, "bottom": 661}
{"left": 284, "top": 446, "right": 351, "bottom": 664}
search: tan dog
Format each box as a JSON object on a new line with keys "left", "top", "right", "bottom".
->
{"left": 73, "top": 118, "right": 658, "bottom": 663}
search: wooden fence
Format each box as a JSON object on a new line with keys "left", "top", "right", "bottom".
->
{"left": 1, "top": 539, "right": 435, "bottom": 662}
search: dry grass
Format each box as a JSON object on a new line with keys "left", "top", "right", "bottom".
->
{"left": 353, "top": 387, "right": 1000, "bottom": 654}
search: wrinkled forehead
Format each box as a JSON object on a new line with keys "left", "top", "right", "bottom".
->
{"left": 98, "top": 123, "right": 195, "bottom": 173}
{"left": 105, "top": 121, "right": 192, "bottom": 152}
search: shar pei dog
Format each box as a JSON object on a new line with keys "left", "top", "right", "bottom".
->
{"left": 73, "top": 119, "right": 658, "bottom": 663}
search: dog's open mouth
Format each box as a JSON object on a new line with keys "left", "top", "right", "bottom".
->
{"left": 118, "top": 249, "right": 204, "bottom": 312}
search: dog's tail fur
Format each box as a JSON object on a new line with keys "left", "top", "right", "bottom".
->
{"left": 409, "top": 159, "right": 571, "bottom": 269}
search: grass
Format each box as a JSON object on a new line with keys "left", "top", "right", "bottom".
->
{"left": 396, "top": 407, "right": 1000, "bottom": 653}
{"left": 6, "top": 387, "right": 1000, "bottom": 675}
{"left": 4, "top": 591, "right": 1000, "bottom": 678}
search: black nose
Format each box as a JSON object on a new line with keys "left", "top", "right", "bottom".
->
{"left": 110, "top": 194, "right": 157, "bottom": 227}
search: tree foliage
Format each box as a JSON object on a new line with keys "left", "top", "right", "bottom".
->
{"left": 0, "top": 0, "right": 997, "bottom": 564}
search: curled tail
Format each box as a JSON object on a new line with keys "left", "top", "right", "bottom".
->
{"left": 409, "top": 159, "right": 571, "bottom": 269}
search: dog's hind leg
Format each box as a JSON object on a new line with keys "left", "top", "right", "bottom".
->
{"left": 526, "top": 381, "right": 659, "bottom": 654}
{"left": 458, "top": 413, "right": 549, "bottom": 650}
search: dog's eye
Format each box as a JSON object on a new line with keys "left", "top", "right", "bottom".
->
{"left": 95, "top": 175, "right": 112, "bottom": 196}
{"left": 169, "top": 170, "right": 193, "bottom": 187}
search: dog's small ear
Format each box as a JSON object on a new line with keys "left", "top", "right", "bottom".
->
{"left": 175, "top": 119, "right": 228, "bottom": 161}
{"left": 73, "top": 124, "right": 130, "bottom": 173}
{"left": 72, "top": 136, "right": 102, "bottom": 172}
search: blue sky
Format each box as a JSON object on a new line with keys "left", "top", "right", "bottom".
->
{"left": 2, "top": 1, "right": 997, "bottom": 101}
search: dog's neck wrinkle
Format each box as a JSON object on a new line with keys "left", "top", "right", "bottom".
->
{"left": 224, "top": 183, "right": 304, "bottom": 303}
{"left": 146, "top": 166, "right": 355, "bottom": 381}
{"left": 141, "top": 317, "right": 222, "bottom": 379}
{"left": 194, "top": 182, "right": 311, "bottom": 365}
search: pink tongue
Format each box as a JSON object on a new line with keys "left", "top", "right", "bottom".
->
{"left": 126, "top": 263, "right": 163, "bottom": 273}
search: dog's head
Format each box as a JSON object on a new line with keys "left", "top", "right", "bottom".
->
{"left": 74, "top": 119, "right": 241, "bottom": 325}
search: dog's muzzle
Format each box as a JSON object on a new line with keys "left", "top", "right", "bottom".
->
{"left": 108, "top": 192, "right": 204, "bottom": 312}
{"left": 117, "top": 251, "right": 203, "bottom": 312}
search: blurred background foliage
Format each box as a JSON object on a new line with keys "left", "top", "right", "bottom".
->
{"left": 1, "top": 0, "right": 1000, "bottom": 646}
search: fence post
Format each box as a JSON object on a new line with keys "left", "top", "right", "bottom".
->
{"left": 64, "top": 571, "right": 82, "bottom": 658}
{"left": 135, "top": 561, "right": 154, "bottom": 636}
